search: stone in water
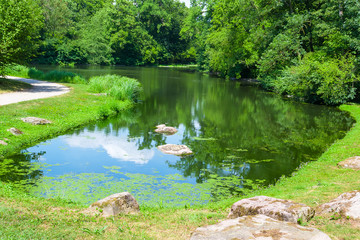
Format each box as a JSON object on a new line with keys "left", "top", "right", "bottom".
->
{"left": 157, "top": 144, "right": 193, "bottom": 156}
{"left": 154, "top": 124, "right": 178, "bottom": 135}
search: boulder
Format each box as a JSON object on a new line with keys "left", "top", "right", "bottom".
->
{"left": 0, "top": 140, "right": 7, "bottom": 145}
{"left": 190, "top": 214, "right": 331, "bottom": 240}
{"left": 7, "top": 128, "right": 23, "bottom": 136}
{"left": 21, "top": 117, "right": 52, "bottom": 125}
{"left": 89, "top": 192, "right": 139, "bottom": 217}
{"left": 338, "top": 156, "right": 360, "bottom": 170}
{"left": 155, "top": 124, "right": 178, "bottom": 135}
{"left": 228, "top": 196, "right": 315, "bottom": 223}
{"left": 157, "top": 144, "right": 193, "bottom": 156}
{"left": 317, "top": 191, "right": 360, "bottom": 219}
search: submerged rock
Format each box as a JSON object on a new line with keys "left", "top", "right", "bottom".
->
{"left": 89, "top": 192, "right": 139, "bottom": 217}
{"left": 190, "top": 214, "right": 331, "bottom": 240}
{"left": 21, "top": 117, "right": 52, "bottom": 125}
{"left": 228, "top": 196, "right": 315, "bottom": 223}
{"left": 7, "top": 128, "right": 23, "bottom": 136}
{"left": 157, "top": 144, "right": 193, "bottom": 156}
{"left": 317, "top": 191, "right": 360, "bottom": 220}
{"left": 154, "top": 124, "right": 178, "bottom": 135}
{"left": 338, "top": 156, "right": 360, "bottom": 170}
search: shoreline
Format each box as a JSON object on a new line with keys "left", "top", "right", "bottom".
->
{"left": 0, "top": 77, "right": 359, "bottom": 238}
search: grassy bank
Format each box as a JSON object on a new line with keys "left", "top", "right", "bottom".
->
{"left": 0, "top": 71, "right": 359, "bottom": 239}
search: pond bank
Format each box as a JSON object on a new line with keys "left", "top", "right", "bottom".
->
{"left": 0, "top": 81, "right": 359, "bottom": 238}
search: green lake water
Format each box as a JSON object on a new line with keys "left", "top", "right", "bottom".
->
{"left": 2, "top": 66, "right": 354, "bottom": 206}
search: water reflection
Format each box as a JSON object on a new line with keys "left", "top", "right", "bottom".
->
{"left": 2, "top": 66, "right": 354, "bottom": 205}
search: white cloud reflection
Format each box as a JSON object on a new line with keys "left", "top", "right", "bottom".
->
{"left": 64, "top": 132, "right": 154, "bottom": 164}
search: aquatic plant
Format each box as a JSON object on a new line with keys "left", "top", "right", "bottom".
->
{"left": 88, "top": 75, "right": 142, "bottom": 102}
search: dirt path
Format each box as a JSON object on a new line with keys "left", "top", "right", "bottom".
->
{"left": 0, "top": 76, "right": 70, "bottom": 106}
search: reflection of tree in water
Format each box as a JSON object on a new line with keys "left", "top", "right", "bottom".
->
{"left": 68, "top": 68, "right": 354, "bottom": 188}
{"left": 0, "top": 151, "right": 45, "bottom": 185}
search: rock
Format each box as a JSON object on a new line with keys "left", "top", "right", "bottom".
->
{"left": 228, "top": 196, "right": 315, "bottom": 223}
{"left": 157, "top": 144, "right": 193, "bottom": 156}
{"left": 89, "top": 192, "right": 139, "bottom": 217}
{"left": 338, "top": 156, "right": 360, "bottom": 170}
{"left": 317, "top": 191, "right": 360, "bottom": 220}
{"left": 155, "top": 124, "right": 178, "bottom": 135}
{"left": 0, "top": 140, "right": 7, "bottom": 145}
{"left": 21, "top": 117, "right": 52, "bottom": 125}
{"left": 190, "top": 214, "right": 331, "bottom": 240}
{"left": 7, "top": 128, "right": 23, "bottom": 136}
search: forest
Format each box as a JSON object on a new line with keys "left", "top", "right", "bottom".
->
{"left": 1, "top": 0, "right": 360, "bottom": 105}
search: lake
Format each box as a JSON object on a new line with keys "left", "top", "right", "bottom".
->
{"left": 3, "top": 66, "right": 354, "bottom": 206}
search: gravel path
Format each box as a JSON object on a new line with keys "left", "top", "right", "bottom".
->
{"left": 0, "top": 76, "right": 70, "bottom": 106}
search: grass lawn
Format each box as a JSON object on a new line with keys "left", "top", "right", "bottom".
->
{"left": 0, "top": 78, "right": 32, "bottom": 94}
{"left": 0, "top": 79, "right": 359, "bottom": 239}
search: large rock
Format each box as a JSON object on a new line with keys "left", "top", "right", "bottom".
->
{"left": 155, "top": 124, "right": 178, "bottom": 135}
{"left": 228, "top": 196, "right": 315, "bottom": 223}
{"left": 89, "top": 192, "right": 139, "bottom": 217}
{"left": 157, "top": 144, "right": 193, "bottom": 156}
{"left": 7, "top": 128, "right": 23, "bottom": 136}
{"left": 190, "top": 214, "right": 331, "bottom": 240}
{"left": 21, "top": 117, "right": 52, "bottom": 125}
{"left": 338, "top": 156, "right": 360, "bottom": 170}
{"left": 317, "top": 191, "right": 360, "bottom": 219}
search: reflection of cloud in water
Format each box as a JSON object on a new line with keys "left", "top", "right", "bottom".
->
{"left": 64, "top": 132, "right": 153, "bottom": 164}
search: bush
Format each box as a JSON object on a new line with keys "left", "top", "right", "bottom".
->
{"left": 41, "top": 70, "right": 86, "bottom": 84}
{"left": 88, "top": 75, "right": 142, "bottom": 102}
{"left": 274, "top": 53, "right": 358, "bottom": 105}
{"left": 4, "top": 65, "right": 30, "bottom": 78}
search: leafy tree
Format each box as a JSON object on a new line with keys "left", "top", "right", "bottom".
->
{"left": 0, "top": 0, "right": 43, "bottom": 75}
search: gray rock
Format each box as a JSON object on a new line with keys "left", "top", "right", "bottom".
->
{"left": 317, "top": 191, "right": 360, "bottom": 219}
{"left": 0, "top": 140, "right": 7, "bottom": 145}
{"left": 157, "top": 144, "right": 193, "bottom": 156}
{"left": 21, "top": 117, "right": 52, "bottom": 125}
{"left": 338, "top": 156, "right": 360, "bottom": 170}
{"left": 7, "top": 128, "right": 23, "bottom": 136}
{"left": 89, "top": 192, "right": 139, "bottom": 217}
{"left": 190, "top": 215, "right": 331, "bottom": 240}
{"left": 228, "top": 196, "right": 315, "bottom": 223}
{"left": 155, "top": 124, "right": 178, "bottom": 135}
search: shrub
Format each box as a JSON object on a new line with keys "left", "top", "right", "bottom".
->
{"left": 4, "top": 64, "right": 30, "bottom": 78}
{"left": 274, "top": 53, "right": 358, "bottom": 105}
{"left": 42, "top": 70, "right": 87, "bottom": 84}
{"left": 88, "top": 75, "right": 142, "bottom": 102}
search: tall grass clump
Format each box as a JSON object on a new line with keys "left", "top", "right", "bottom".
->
{"left": 88, "top": 75, "right": 142, "bottom": 102}
{"left": 5, "top": 64, "right": 86, "bottom": 84}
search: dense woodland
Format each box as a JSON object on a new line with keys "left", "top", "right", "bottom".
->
{"left": 1, "top": 0, "right": 360, "bottom": 105}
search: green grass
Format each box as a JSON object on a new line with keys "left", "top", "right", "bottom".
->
{"left": 0, "top": 66, "right": 360, "bottom": 238}
{"left": 88, "top": 75, "right": 142, "bottom": 102}
{"left": 5, "top": 64, "right": 86, "bottom": 84}
{"left": 0, "top": 78, "right": 32, "bottom": 93}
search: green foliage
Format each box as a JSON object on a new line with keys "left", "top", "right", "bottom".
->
{"left": 0, "top": 0, "right": 43, "bottom": 75}
{"left": 88, "top": 75, "right": 142, "bottom": 102}
{"left": 274, "top": 53, "right": 358, "bottom": 105}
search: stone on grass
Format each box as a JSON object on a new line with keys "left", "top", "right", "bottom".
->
{"left": 338, "top": 156, "right": 360, "bottom": 170}
{"left": 155, "top": 124, "right": 178, "bottom": 135}
{"left": 89, "top": 192, "right": 139, "bottom": 217}
{"left": 228, "top": 196, "right": 315, "bottom": 223}
{"left": 7, "top": 128, "right": 23, "bottom": 136}
{"left": 0, "top": 140, "right": 7, "bottom": 145}
{"left": 21, "top": 117, "right": 52, "bottom": 125}
{"left": 190, "top": 214, "right": 331, "bottom": 240}
{"left": 317, "top": 191, "right": 360, "bottom": 220}
{"left": 157, "top": 144, "right": 193, "bottom": 156}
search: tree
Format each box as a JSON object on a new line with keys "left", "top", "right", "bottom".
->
{"left": 0, "top": 0, "right": 43, "bottom": 75}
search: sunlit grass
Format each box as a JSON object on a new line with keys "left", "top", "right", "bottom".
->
{"left": 88, "top": 75, "right": 142, "bottom": 102}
